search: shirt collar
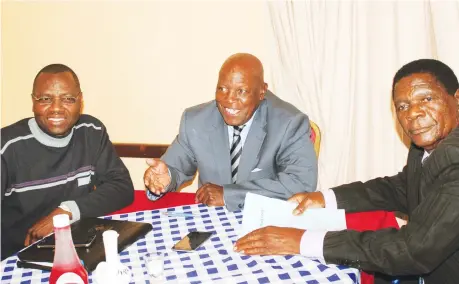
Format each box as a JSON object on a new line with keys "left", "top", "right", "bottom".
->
{"left": 421, "top": 150, "right": 431, "bottom": 164}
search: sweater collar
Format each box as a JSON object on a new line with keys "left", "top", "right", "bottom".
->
{"left": 28, "top": 118, "right": 74, "bottom": 148}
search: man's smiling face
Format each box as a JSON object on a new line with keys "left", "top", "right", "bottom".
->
{"left": 215, "top": 58, "right": 266, "bottom": 126}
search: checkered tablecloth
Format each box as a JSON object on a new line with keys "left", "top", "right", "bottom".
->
{"left": 1, "top": 204, "right": 360, "bottom": 283}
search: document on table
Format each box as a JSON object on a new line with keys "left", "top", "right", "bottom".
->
{"left": 239, "top": 192, "right": 346, "bottom": 237}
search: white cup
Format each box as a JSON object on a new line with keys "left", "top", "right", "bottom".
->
{"left": 144, "top": 253, "right": 164, "bottom": 283}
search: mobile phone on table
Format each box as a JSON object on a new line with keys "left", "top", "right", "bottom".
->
{"left": 37, "top": 234, "right": 97, "bottom": 249}
{"left": 172, "top": 231, "right": 213, "bottom": 252}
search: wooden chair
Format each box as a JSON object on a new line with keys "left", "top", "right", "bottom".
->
{"left": 309, "top": 120, "right": 321, "bottom": 157}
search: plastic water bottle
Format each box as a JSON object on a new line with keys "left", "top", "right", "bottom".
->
{"left": 93, "top": 230, "right": 132, "bottom": 284}
{"left": 49, "top": 214, "right": 88, "bottom": 284}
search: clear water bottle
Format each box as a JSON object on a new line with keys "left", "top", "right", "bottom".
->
{"left": 49, "top": 214, "right": 88, "bottom": 284}
{"left": 93, "top": 230, "right": 132, "bottom": 284}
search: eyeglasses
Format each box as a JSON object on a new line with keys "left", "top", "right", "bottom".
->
{"left": 31, "top": 92, "right": 81, "bottom": 106}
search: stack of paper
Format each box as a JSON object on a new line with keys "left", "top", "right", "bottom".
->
{"left": 240, "top": 192, "right": 346, "bottom": 237}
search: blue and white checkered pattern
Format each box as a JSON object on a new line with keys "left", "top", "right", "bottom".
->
{"left": 1, "top": 204, "right": 360, "bottom": 283}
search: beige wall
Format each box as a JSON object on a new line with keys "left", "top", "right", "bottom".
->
{"left": 1, "top": 1, "right": 273, "bottom": 191}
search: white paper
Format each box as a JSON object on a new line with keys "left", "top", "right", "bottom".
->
{"left": 240, "top": 192, "right": 346, "bottom": 237}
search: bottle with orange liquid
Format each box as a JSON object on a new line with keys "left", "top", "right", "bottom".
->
{"left": 49, "top": 214, "right": 88, "bottom": 284}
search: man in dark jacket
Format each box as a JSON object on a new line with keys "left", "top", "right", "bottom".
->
{"left": 235, "top": 59, "right": 459, "bottom": 284}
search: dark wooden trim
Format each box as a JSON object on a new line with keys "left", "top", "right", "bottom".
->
{"left": 113, "top": 143, "right": 169, "bottom": 158}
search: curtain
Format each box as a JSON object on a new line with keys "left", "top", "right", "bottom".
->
{"left": 266, "top": 0, "right": 459, "bottom": 190}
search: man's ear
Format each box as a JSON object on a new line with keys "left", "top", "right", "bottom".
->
{"left": 454, "top": 89, "right": 459, "bottom": 124}
{"left": 260, "top": 83, "right": 268, "bottom": 100}
{"left": 31, "top": 92, "right": 35, "bottom": 112}
{"left": 79, "top": 92, "right": 84, "bottom": 114}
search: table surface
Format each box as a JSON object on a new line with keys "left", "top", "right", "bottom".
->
{"left": 1, "top": 203, "right": 360, "bottom": 284}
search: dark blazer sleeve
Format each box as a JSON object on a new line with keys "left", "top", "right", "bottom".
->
{"left": 331, "top": 146, "right": 424, "bottom": 214}
{"left": 323, "top": 147, "right": 459, "bottom": 276}
{"left": 332, "top": 166, "right": 409, "bottom": 213}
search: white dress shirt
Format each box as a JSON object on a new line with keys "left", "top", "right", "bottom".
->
{"left": 227, "top": 110, "right": 257, "bottom": 149}
{"left": 421, "top": 150, "right": 430, "bottom": 164}
{"left": 300, "top": 151, "right": 430, "bottom": 258}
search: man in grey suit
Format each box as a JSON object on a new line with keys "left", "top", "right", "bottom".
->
{"left": 143, "top": 53, "right": 317, "bottom": 211}
{"left": 235, "top": 59, "right": 459, "bottom": 283}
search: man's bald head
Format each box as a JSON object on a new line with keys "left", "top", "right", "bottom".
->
{"left": 219, "top": 53, "right": 265, "bottom": 85}
{"left": 215, "top": 53, "right": 268, "bottom": 126}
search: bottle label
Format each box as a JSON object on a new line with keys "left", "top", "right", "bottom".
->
{"left": 56, "top": 272, "right": 85, "bottom": 284}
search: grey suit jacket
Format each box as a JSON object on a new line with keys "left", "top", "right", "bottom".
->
{"left": 161, "top": 91, "right": 317, "bottom": 211}
{"left": 323, "top": 127, "right": 459, "bottom": 284}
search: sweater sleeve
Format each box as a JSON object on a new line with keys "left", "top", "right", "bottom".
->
{"left": 1, "top": 155, "right": 8, "bottom": 201}
{"left": 71, "top": 123, "right": 134, "bottom": 217}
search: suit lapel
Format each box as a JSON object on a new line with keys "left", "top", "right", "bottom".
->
{"left": 407, "top": 145, "right": 424, "bottom": 211}
{"left": 236, "top": 101, "right": 267, "bottom": 183}
{"left": 206, "top": 110, "right": 232, "bottom": 184}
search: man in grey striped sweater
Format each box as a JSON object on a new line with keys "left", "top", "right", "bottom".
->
{"left": 1, "top": 64, "right": 134, "bottom": 259}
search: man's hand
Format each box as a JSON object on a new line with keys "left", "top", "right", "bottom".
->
{"left": 24, "top": 207, "right": 72, "bottom": 246}
{"left": 195, "top": 183, "right": 224, "bottom": 206}
{"left": 288, "top": 192, "right": 325, "bottom": 215}
{"left": 144, "top": 159, "right": 171, "bottom": 195}
{"left": 234, "top": 226, "right": 304, "bottom": 255}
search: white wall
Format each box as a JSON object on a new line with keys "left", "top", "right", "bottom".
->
{"left": 1, "top": 1, "right": 273, "bottom": 191}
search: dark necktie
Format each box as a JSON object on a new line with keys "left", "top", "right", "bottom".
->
{"left": 230, "top": 125, "right": 245, "bottom": 183}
